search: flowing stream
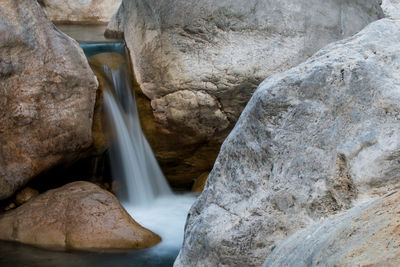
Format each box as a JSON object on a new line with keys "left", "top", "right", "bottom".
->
{"left": 82, "top": 42, "right": 196, "bottom": 265}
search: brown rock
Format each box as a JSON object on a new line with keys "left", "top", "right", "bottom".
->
{"left": 0, "top": 0, "right": 98, "bottom": 200}
{"left": 40, "top": 0, "right": 122, "bottom": 25}
{"left": 0, "top": 181, "right": 161, "bottom": 250}
{"left": 15, "top": 187, "right": 39, "bottom": 206}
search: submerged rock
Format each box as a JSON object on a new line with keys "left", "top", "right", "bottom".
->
{"left": 0, "top": 0, "right": 98, "bottom": 200}
{"left": 39, "top": 0, "right": 122, "bottom": 24}
{"left": 110, "top": 0, "right": 383, "bottom": 187}
{"left": 0, "top": 181, "right": 161, "bottom": 250}
{"left": 175, "top": 19, "right": 400, "bottom": 267}
{"left": 264, "top": 191, "right": 400, "bottom": 266}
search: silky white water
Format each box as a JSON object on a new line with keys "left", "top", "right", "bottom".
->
{"left": 103, "top": 65, "right": 172, "bottom": 206}
{"left": 102, "top": 62, "right": 196, "bottom": 254}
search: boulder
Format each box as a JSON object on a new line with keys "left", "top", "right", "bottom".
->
{"left": 111, "top": 0, "right": 383, "bottom": 187}
{"left": 175, "top": 19, "right": 400, "bottom": 267}
{"left": 382, "top": 0, "right": 400, "bottom": 19}
{"left": 0, "top": 181, "right": 161, "bottom": 250}
{"left": 0, "top": 0, "right": 98, "bottom": 200}
{"left": 264, "top": 191, "right": 400, "bottom": 266}
{"left": 39, "top": 0, "right": 122, "bottom": 24}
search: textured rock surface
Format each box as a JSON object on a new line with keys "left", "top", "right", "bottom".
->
{"left": 175, "top": 19, "right": 400, "bottom": 267}
{"left": 0, "top": 0, "right": 98, "bottom": 200}
{"left": 114, "top": 0, "right": 383, "bottom": 186}
{"left": 40, "top": 0, "right": 122, "bottom": 24}
{"left": 15, "top": 187, "right": 39, "bottom": 206}
{"left": 382, "top": 0, "right": 400, "bottom": 18}
{"left": 264, "top": 191, "right": 400, "bottom": 266}
{"left": 0, "top": 181, "right": 161, "bottom": 250}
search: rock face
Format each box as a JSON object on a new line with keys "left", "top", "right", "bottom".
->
{"left": 175, "top": 19, "right": 400, "bottom": 267}
{"left": 0, "top": 0, "right": 98, "bottom": 200}
{"left": 382, "top": 0, "right": 400, "bottom": 18}
{"left": 112, "top": 0, "right": 383, "bottom": 187}
{"left": 0, "top": 181, "right": 161, "bottom": 250}
{"left": 40, "top": 0, "right": 122, "bottom": 24}
{"left": 264, "top": 191, "right": 400, "bottom": 266}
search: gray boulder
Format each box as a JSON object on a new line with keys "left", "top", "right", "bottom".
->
{"left": 175, "top": 19, "right": 400, "bottom": 267}
{"left": 0, "top": 0, "right": 98, "bottom": 200}
{"left": 382, "top": 0, "right": 400, "bottom": 19}
{"left": 264, "top": 191, "right": 400, "bottom": 266}
{"left": 109, "top": 0, "right": 383, "bottom": 187}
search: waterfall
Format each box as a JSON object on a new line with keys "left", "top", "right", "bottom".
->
{"left": 103, "top": 64, "right": 172, "bottom": 206}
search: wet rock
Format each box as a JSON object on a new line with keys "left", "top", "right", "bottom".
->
{"left": 111, "top": 0, "right": 383, "bottom": 187}
{"left": 175, "top": 19, "right": 400, "bottom": 267}
{"left": 264, "top": 191, "right": 400, "bottom": 266}
{"left": 40, "top": 0, "right": 122, "bottom": 24}
{"left": 0, "top": 181, "right": 161, "bottom": 250}
{"left": 0, "top": 0, "right": 98, "bottom": 200}
{"left": 15, "top": 187, "right": 39, "bottom": 206}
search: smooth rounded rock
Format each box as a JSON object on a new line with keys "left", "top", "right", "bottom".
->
{"left": 0, "top": 181, "right": 161, "bottom": 250}
{"left": 175, "top": 19, "right": 400, "bottom": 267}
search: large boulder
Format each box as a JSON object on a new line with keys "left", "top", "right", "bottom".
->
{"left": 264, "top": 191, "right": 400, "bottom": 266}
{"left": 382, "top": 0, "right": 400, "bottom": 19}
{"left": 39, "top": 0, "right": 122, "bottom": 24}
{"left": 175, "top": 19, "right": 400, "bottom": 267}
{"left": 0, "top": 181, "right": 161, "bottom": 250}
{"left": 111, "top": 0, "right": 383, "bottom": 187}
{"left": 0, "top": 0, "right": 98, "bottom": 200}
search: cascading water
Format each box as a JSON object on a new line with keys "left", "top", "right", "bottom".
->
{"left": 103, "top": 65, "right": 172, "bottom": 206}
{"left": 81, "top": 42, "right": 195, "bottom": 263}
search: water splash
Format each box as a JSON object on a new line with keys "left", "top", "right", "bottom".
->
{"left": 103, "top": 65, "right": 172, "bottom": 206}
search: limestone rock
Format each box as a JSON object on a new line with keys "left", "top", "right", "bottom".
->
{"left": 0, "top": 181, "right": 161, "bottom": 250}
{"left": 382, "top": 0, "right": 400, "bottom": 18}
{"left": 175, "top": 19, "right": 400, "bottom": 267}
{"left": 15, "top": 187, "right": 39, "bottom": 206}
{"left": 264, "top": 191, "right": 400, "bottom": 266}
{"left": 40, "top": 0, "right": 122, "bottom": 24}
{"left": 113, "top": 0, "right": 383, "bottom": 186}
{"left": 0, "top": 0, "right": 98, "bottom": 200}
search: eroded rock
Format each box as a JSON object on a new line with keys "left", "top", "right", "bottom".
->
{"left": 40, "top": 0, "right": 122, "bottom": 24}
{"left": 0, "top": 0, "right": 98, "bottom": 200}
{"left": 175, "top": 19, "right": 400, "bottom": 267}
{"left": 111, "top": 0, "right": 383, "bottom": 187}
{"left": 264, "top": 191, "right": 400, "bottom": 266}
{"left": 0, "top": 181, "right": 161, "bottom": 250}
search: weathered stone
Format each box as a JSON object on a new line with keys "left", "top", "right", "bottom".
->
{"left": 40, "top": 0, "right": 122, "bottom": 24}
{"left": 113, "top": 0, "right": 383, "bottom": 187}
{"left": 382, "top": 0, "right": 400, "bottom": 18}
{"left": 0, "top": 0, "right": 98, "bottom": 200}
{"left": 175, "top": 19, "right": 400, "bottom": 267}
{"left": 15, "top": 187, "right": 39, "bottom": 206}
{"left": 0, "top": 181, "right": 161, "bottom": 250}
{"left": 264, "top": 191, "right": 400, "bottom": 266}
